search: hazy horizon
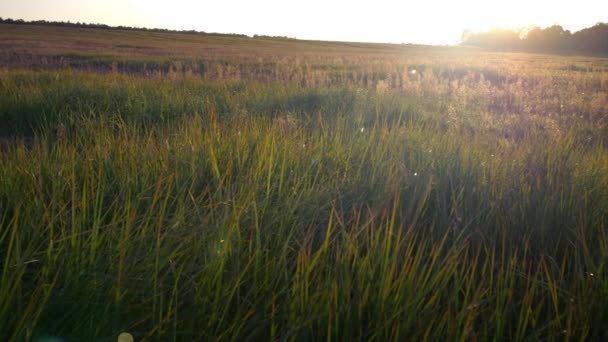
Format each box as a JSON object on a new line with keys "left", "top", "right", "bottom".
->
{"left": 1, "top": 0, "right": 606, "bottom": 45}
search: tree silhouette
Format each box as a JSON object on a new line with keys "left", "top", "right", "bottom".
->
{"left": 462, "top": 23, "right": 608, "bottom": 55}
{"left": 0, "top": 17, "right": 250, "bottom": 38}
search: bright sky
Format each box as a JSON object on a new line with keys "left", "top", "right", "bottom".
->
{"left": 1, "top": 0, "right": 606, "bottom": 45}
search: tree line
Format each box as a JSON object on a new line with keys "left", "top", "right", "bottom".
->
{"left": 0, "top": 17, "right": 249, "bottom": 38}
{"left": 461, "top": 23, "right": 608, "bottom": 55}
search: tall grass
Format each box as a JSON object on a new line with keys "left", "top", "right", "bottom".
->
{"left": 0, "top": 59, "right": 607, "bottom": 340}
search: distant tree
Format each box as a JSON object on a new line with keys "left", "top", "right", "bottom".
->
{"left": 460, "top": 29, "right": 473, "bottom": 44}
{"left": 571, "top": 23, "right": 608, "bottom": 53}
{"left": 462, "top": 22, "right": 608, "bottom": 55}
{"left": 462, "top": 28, "right": 520, "bottom": 50}
{"left": 523, "top": 25, "right": 571, "bottom": 50}
{"left": 0, "top": 16, "right": 253, "bottom": 38}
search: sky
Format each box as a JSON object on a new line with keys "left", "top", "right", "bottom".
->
{"left": 1, "top": 0, "right": 606, "bottom": 45}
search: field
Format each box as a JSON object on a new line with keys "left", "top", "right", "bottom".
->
{"left": 1, "top": 24, "right": 607, "bottom": 340}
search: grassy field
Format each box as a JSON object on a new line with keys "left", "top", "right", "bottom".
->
{"left": 1, "top": 24, "right": 607, "bottom": 341}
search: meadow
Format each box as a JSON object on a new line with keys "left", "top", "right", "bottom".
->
{"left": 1, "top": 24, "right": 607, "bottom": 340}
